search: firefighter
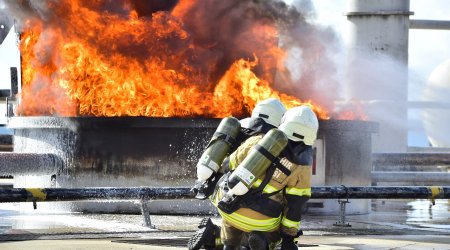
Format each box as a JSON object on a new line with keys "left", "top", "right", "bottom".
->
{"left": 188, "top": 98, "right": 287, "bottom": 250}
{"left": 206, "top": 105, "right": 318, "bottom": 250}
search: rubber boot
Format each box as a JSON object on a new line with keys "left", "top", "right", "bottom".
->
{"left": 198, "top": 217, "right": 213, "bottom": 228}
{"left": 247, "top": 231, "right": 269, "bottom": 250}
{"left": 187, "top": 218, "right": 218, "bottom": 250}
{"left": 280, "top": 237, "right": 298, "bottom": 250}
{"left": 280, "top": 229, "right": 302, "bottom": 250}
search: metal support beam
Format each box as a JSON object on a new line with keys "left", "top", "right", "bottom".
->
{"left": 140, "top": 199, "right": 156, "bottom": 229}
{"left": 0, "top": 153, "right": 62, "bottom": 175}
{"left": 408, "top": 101, "right": 450, "bottom": 109}
{"left": 373, "top": 153, "right": 450, "bottom": 166}
{"left": 0, "top": 186, "right": 448, "bottom": 203}
{"left": 410, "top": 19, "right": 450, "bottom": 30}
{"left": 371, "top": 171, "right": 450, "bottom": 183}
{"left": 333, "top": 199, "right": 351, "bottom": 227}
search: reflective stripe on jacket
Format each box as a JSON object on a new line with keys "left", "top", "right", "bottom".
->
{"left": 213, "top": 134, "right": 312, "bottom": 235}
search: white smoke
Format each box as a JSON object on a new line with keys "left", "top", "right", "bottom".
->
{"left": 276, "top": 0, "right": 342, "bottom": 112}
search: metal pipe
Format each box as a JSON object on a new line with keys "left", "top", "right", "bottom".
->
{"left": 371, "top": 171, "right": 450, "bottom": 183}
{"left": 408, "top": 101, "right": 450, "bottom": 109}
{"left": 0, "top": 187, "right": 194, "bottom": 202}
{"left": 344, "top": 10, "right": 413, "bottom": 17}
{"left": 0, "top": 153, "right": 62, "bottom": 175}
{"left": 373, "top": 153, "right": 450, "bottom": 166}
{"left": 410, "top": 19, "right": 450, "bottom": 30}
{"left": 0, "top": 186, "right": 448, "bottom": 203}
{"left": 345, "top": 0, "right": 411, "bottom": 153}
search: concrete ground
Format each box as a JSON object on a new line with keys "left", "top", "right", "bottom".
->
{"left": 0, "top": 199, "right": 449, "bottom": 249}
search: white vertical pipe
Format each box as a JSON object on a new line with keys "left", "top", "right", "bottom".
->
{"left": 345, "top": 0, "right": 412, "bottom": 153}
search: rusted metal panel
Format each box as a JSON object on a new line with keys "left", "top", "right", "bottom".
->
{"left": 7, "top": 117, "right": 378, "bottom": 187}
{"left": 9, "top": 117, "right": 221, "bottom": 186}
{"left": 6, "top": 117, "right": 378, "bottom": 214}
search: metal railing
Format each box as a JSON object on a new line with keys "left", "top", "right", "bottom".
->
{"left": 1, "top": 186, "right": 448, "bottom": 228}
{"left": 0, "top": 186, "right": 447, "bottom": 203}
{"left": 372, "top": 153, "right": 450, "bottom": 184}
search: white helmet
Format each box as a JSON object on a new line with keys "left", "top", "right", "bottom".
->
{"left": 251, "top": 98, "right": 287, "bottom": 127}
{"left": 279, "top": 105, "right": 319, "bottom": 145}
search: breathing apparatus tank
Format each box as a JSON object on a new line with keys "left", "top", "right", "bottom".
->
{"left": 226, "top": 128, "right": 288, "bottom": 196}
{"left": 196, "top": 117, "right": 241, "bottom": 181}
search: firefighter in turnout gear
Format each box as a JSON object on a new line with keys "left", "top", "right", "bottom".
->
{"left": 188, "top": 98, "right": 287, "bottom": 250}
{"left": 194, "top": 105, "right": 319, "bottom": 250}
{"left": 277, "top": 105, "right": 318, "bottom": 250}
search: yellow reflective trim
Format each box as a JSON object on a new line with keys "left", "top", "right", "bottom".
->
{"left": 229, "top": 158, "right": 237, "bottom": 170}
{"left": 218, "top": 209, "right": 281, "bottom": 232}
{"left": 215, "top": 238, "right": 222, "bottom": 246}
{"left": 252, "top": 179, "right": 279, "bottom": 194}
{"left": 281, "top": 217, "right": 301, "bottom": 229}
{"left": 262, "top": 184, "right": 278, "bottom": 194}
{"left": 252, "top": 179, "right": 262, "bottom": 188}
{"left": 230, "top": 211, "right": 277, "bottom": 225}
{"left": 25, "top": 188, "right": 46, "bottom": 201}
{"left": 286, "top": 187, "right": 311, "bottom": 196}
{"left": 222, "top": 214, "right": 279, "bottom": 232}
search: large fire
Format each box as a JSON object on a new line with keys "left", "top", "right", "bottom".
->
{"left": 16, "top": 0, "right": 332, "bottom": 119}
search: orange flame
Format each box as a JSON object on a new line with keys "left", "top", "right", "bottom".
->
{"left": 335, "top": 101, "right": 368, "bottom": 121}
{"left": 17, "top": 0, "right": 330, "bottom": 119}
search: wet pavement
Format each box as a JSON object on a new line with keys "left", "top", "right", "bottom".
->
{"left": 0, "top": 199, "right": 449, "bottom": 249}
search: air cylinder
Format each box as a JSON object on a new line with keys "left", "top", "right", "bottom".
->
{"left": 196, "top": 117, "right": 241, "bottom": 181}
{"left": 227, "top": 128, "right": 288, "bottom": 196}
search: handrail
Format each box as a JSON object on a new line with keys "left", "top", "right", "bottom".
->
{"left": 0, "top": 186, "right": 448, "bottom": 203}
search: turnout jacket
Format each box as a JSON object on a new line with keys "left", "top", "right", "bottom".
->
{"left": 212, "top": 133, "right": 313, "bottom": 237}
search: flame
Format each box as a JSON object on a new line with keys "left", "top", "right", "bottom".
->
{"left": 214, "top": 58, "right": 328, "bottom": 118}
{"left": 335, "top": 101, "right": 368, "bottom": 121}
{"left": 17, "top": 0, "right": 329, "bottom": 119}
